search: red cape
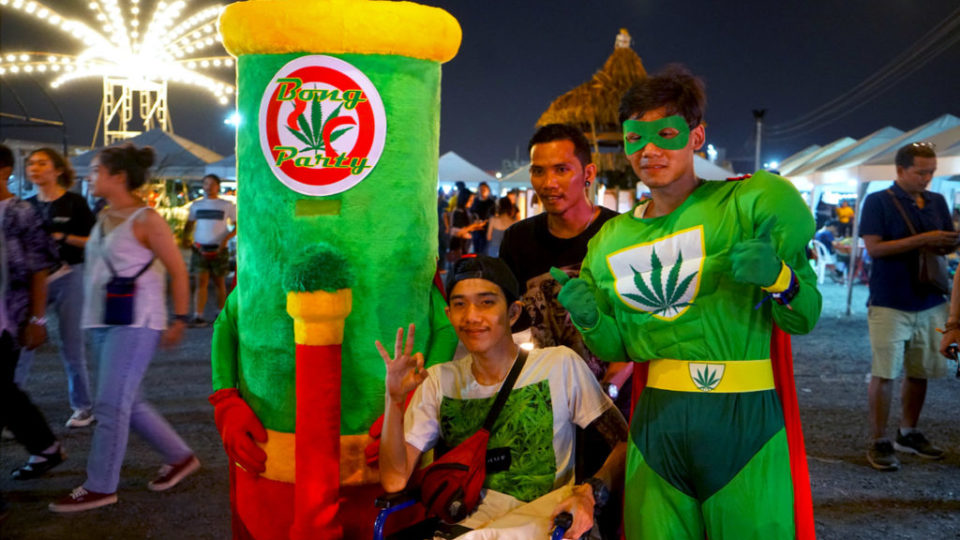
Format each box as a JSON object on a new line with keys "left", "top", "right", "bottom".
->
{"left": 630, "top": 326, "right": 815, "bottom": 539}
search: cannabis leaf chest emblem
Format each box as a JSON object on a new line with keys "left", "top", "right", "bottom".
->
{"left": 607, "top": 226, "right": 704, "bottom": 320}
{"left": 688, "top": 363, "right": 725, "bottom": 392}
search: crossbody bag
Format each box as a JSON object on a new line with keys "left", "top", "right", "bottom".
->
{"left": 886, "top": 189, "right": 951, "bottom": 295}
{"left": 419, "top": 349, "right": 529, "bottom": 523}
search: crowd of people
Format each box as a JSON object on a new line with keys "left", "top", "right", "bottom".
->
{"left": 0, "top": 146, "right": 235, "bottom": 516}
{"left": 439, "top": 181, "right": 521, "bottom": 265}
{"left": 2, "top": 64, "right": 957, "bottom": 540}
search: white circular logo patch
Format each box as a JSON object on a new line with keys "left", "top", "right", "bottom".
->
{"left": 259, "top": 55, "right": 387, "bottom": 196}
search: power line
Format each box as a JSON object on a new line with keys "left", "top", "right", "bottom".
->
{"left": 768, "top": 6, "right": 960, "bottom": 138}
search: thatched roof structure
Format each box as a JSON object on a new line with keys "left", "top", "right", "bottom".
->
{"left": 537, "top": 29, "right": 647, "bottom": 165}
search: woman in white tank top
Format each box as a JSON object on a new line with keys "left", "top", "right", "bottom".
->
{"left": 49, "top": 144, "right": 198, "bottom": 513}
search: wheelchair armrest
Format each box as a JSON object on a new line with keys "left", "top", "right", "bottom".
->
{"left": 375, "top": 487, "right": 421, "bottom": 509}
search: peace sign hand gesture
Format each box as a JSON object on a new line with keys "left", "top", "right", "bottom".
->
{"left": 376, "top": 324, "right": 427, "bottom": 405}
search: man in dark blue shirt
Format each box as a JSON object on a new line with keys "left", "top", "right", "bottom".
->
{"left": 859, "top": 142, "right": 955, "bottom": 471}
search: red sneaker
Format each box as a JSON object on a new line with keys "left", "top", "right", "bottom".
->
{"left": 147, "top": 455, "right": 200, "bottom": 491}
{"left": 49, "top": 487, "right": 117, "bottom": 513}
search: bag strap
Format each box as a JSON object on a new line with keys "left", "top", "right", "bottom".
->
{"left": 480, "top": 349, "right": 528, "bottom": 432}
{"left": 98, "top": 221, "right": 155, "bottom": 278}
{"left": 886, "top": 189, "right": 919, "bottom": 236}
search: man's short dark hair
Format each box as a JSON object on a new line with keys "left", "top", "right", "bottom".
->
{"left": 618, "top": 64, "right": 706, "bottom": 129}
{"left": 202, "top": 174, "right": 222, "bottom": 186}
{"left": 527, "top": 124, "right": 592, "bottom": 168}
{"left": 895, "top": 142, "right": 936, "bottom": 169}
{"left": 0, "top": 144, "right": 13, "bottom": 169}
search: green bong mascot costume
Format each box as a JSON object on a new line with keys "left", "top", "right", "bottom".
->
{"left": 210, "top": 1, "right": 461, "bottom": 538}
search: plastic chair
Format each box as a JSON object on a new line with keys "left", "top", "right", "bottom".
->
{"left": 811, "top": 240, "right": 836, "bottom": 285}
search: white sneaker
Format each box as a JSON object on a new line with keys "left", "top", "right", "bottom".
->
{"left": 65, "top": 409, "right": 95, "bottom": 428}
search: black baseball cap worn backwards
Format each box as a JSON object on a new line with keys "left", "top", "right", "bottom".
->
{"left": 445, "top": 255, "right": 520, "bottom": 305}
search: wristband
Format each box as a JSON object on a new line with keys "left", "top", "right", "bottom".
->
{"left": 755, "top": 264, "right": 798, "bottom": 310}
{"left": 584, "top": 477, "right": 610, "bottom": 509}
{"left": 171, "top": 313, "right": 191, "bottom": 323}
{"left": 29, "top": 315, "right": 47, "bottom": 326}
{"left": 761, "top": 261, "right": 792, "bottom": 293}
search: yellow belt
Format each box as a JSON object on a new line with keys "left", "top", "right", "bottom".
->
{"left": 646, "top": 359, "right": 775, "bottom": 393}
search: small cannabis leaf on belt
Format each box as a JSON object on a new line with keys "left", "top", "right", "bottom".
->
{"left": 623, "top": 247, "right": 697, "bottom": 315}
{"left": 692, "top": 366, "right": 721, "bottom": 391}
{"left": 287, "top": 99, "right": 353, "bottom": 156}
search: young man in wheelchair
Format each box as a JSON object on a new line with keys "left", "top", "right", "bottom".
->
{"left": 378, "top": 256, "right": 627, "bottom": 538}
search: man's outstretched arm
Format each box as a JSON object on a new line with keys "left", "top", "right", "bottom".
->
{"left": 377, "top": 325, "right": 427, "bottom": 493}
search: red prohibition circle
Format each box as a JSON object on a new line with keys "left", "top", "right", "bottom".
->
{"left": 265, "top": 66, "right": 376, "bottom": 186}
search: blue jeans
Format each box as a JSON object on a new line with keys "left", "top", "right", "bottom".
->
{"left": 84, "top": 327, "right": 193, "bottom": 494}
{"left": 15, "top": 266, "right": 93, "bottom": 412}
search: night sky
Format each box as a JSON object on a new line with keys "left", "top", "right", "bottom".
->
{"left": 2, "top": 0, "right": 958, "bottom": 174}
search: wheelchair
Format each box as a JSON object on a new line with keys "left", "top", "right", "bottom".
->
{"left": 371, "top": 366, "right": 631, "bottom": 539}
{"left": 371, "top": 422, "right": 621, "bottom": 540}
{"left": 373, "top": 488, "right": 578, "bottom": 540}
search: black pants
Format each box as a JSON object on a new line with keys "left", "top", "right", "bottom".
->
{"left": 0, "top": 331, "right": 56, "bottom": 455}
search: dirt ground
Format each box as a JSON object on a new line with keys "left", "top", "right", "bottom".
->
{"left": 2, "top": 279, "right": 960, "bottom": 539}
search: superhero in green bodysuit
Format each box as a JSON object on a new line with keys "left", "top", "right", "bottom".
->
{"left": 553, "top": 66, "right": 821, "bottom": 539}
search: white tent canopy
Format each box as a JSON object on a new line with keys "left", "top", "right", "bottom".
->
{"left": 438, "top": 151, "right": 496, "bottom": 189}
{"left": 781, "top": 114, "right": 960, "bottom": 190}
{"left": 790, "top": 127, "right": 903, "bottom": 182}
{"left": 692, "top": 155, "right": 735, "bottom": 180}
{"left": 779, "top": 137, "right": 857, "bottom": 177}
{"left": 776, "top": 113, "right": 960, "bottom": 315}
{"left": 857, "top": 120, "right": 960, "bottom": 182}
{"left": 775, "top": 144, "right": 821, "bottom": 177}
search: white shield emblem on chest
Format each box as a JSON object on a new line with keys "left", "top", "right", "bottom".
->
{"left": 689, "top": 362, "right": 724, "bottom": 392}
{"left": 605, "top": 226, "right": 704, "bottom": 320}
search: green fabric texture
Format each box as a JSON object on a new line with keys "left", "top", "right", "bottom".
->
{"left": 438, "top": 381, "right": 556, "bottom": 503}
{"left": 624, "top": 429, "right": 794, "bottom": 539}
{"left": 229, "top": 52, "right": 444, "bottom": 434}
{"left": 729, "top": 217, "right": 782, "bottom": 287}
{"left": 423, "top": 284, "right": 458, "bottom": 369}
{"left": 579, "top": 170, "right": 822, "bottom": 364}
{"left": 282, "top": 242, "right": 354, "bottom": 293}
{"left": 211, "top": 291, "right": 240, "bottom": 391}
{"left": 629, "top": 388, "right": 784, "bottom": 500}
{"left": 551, "top": 267, "right": 600, "bottom": 328}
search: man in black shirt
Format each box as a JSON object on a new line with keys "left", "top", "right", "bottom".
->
{"left": 499, "top": 124, "right": 618, "bottom": 380}
{"left": 471, "top": 181, "right": 496, "bottom": 255}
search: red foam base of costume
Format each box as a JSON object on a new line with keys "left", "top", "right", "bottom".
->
{"left": 295, "top": 343, "right": 342, "bottom": 538}
{"left": 236, "top": 469, "right": 295, "bottom": 540}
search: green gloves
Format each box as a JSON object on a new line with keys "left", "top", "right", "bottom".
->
{"left": 730, "top": 217, "right": 783, "bottom": 288}
{"left": 550, "top": 267, "right": 600, "bottom": 328}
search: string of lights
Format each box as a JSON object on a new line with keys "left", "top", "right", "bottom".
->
{"left": 0, "top": 0, "right": 235, "bottom": 144}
